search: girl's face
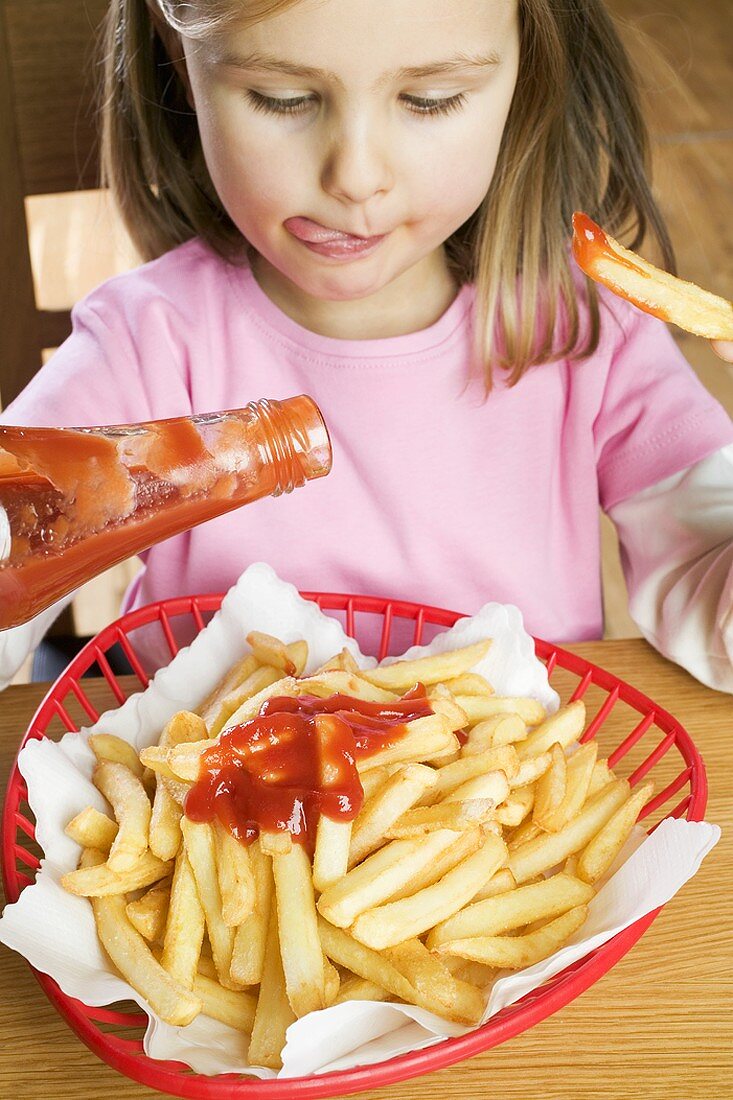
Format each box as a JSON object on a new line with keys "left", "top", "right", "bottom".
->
{"left": 179, "top": 0, "right": 519, "bottom": 332}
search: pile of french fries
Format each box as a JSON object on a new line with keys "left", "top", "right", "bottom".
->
{"left": 60, "top": 632, "right": 652, "bottom": 1070}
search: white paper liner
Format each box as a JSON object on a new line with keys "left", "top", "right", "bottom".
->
{"left": 0, "top": 562, "right": 719, "bottom": 1082}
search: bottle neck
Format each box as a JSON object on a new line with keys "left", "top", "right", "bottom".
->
{"left": 249, "top": 396, "right": 332, "bottom": 495}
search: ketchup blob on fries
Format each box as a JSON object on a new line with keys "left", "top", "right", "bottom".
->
{"left": 185, "top": 686, "right": 434, "bottom": 852}
{"left": 572, "top": 211, "right": 733, "bottom": 341}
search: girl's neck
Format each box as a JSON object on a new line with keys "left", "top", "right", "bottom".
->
{"left": 248, "top": 247, "right": 461, "bottom": 340}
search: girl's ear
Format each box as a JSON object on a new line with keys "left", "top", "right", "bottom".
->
{"left": 144, "top": 0, "right": 195, "bottom": 108}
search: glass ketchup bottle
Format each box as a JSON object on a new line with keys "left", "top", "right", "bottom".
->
{"left": 0, "top": 395, "right": 331, "bottom": 630}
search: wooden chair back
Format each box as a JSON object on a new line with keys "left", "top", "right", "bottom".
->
{"left": 0, "top": 0, "right": 109, "bottom": 407}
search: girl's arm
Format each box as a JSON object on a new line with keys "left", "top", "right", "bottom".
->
{"left": 609, "top": 444, "right": 733, "bottom": 692}
{"left": 0, "top": 596, "right": 76, "bottom": 691}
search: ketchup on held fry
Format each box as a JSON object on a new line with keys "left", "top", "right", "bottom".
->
{"left": 571, "top": 211, "right": 674, "bottom": 324}
{"left": 185, "top": 684, "right": 433, "bottom": 852}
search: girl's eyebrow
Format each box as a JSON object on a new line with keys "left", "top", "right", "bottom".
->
{"left": 214, "top": 50, "right": 501, "bottom": 87}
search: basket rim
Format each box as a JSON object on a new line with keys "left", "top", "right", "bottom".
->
{"left": 0, "top": 590, "right": 708, "bottom": 1099}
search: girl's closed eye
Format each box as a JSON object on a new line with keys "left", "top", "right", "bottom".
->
{"left": 245, "top": 90, "right": 468, "bottom": 118}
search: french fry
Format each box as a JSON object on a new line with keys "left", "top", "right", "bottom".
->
{"left": 317, "top": 918, "right": 481, "bottom": 1025}
{"left": 439, "top": 673, "right": 494, "bottom": 697}
{"left": 389, "top": 823, "right": 483, "bottom": 895}
{"left": 140, "top": 740, "right": 212, "bottom": 783}
{"left": 312, "top": 713, "right": 353, "bottom": 893}
{"left": 272, "top": 844, "right": 326, "bottom": 1016}
{"left": 437, "top": 903, "right": 589, "bottom": 969}
{"left": 319, "top": 919, "right": 417, "bottom": 1005}
{"left": 429, "top": 693, "right": 471, "bottom": 730}
{"left": 193, "top": 971, "right": 257, "bottom": 1031}
{"left": 126, "top": 878, "right": 171, "bottom": 942}
{"left": 516, "top": 701, "right": 586, "bottom": 760}
{"left": 358, "top": 766, "right": 392, "bottom": 801}
{"left": 160, "top": 774, "right": 191, "bottom": 807}
{"left": 61, "top": 850, "right": 172, "bottom": 896}
{"left": 213, "top": 820, "right": 256, "bottom": 926}
{"left": 286, "top": 641, "right": 309, "bottom": 676}
{"left": 508, "top": 751, "right": 552, "bottom": 789}
{"left": 537, "top": 741, "right": 598, "bottom": 832}
{"left": 93, "top": 761, "right": 151, "bottom": 873}
{"left": 531, "top": 743, "right": 567, "bottom": 829}
{"left": 81, "top": 849, "right": 201, "bottom": 1026}
{"left": 443, "top": 770, "right": 510, "bottom": 808}
{"left": 424, "top": 747, "right": 519, "bottom": 803}
{"left": 576, "top": 780, "right": 654, "bottom": 883}
{"left": 359, "top": 641, "right": 491, "bottom": 692}
{"left": 213, "top": 665, "right": 286, "bottom": 738}
{"left": 350, "top": 832, "right": 507, "bottom": 949}
{"left": 149, "top": 777, "right": 183, "bottom": 862}
{"left": 65, "top": 806, "right": 118, "bottom": 853}
{"left": 222, "top": 676, "right": 301, "bottom": 733}
{"left": 455, "top": 696, "right": 546, "bottom": 726}
{"left": 166, "top": 710, "right": 209, "bottom": 744}
{"left": 384, "top": 938, "right": 484, "bottom": 1024}
{"left": 246, "top": 631, "right": 308, "bottom": 677}
{"left": 248, "top": 910, "right": 296, "bottom": 1070}
{"left": 468, "top": 714, "right": 528, "bottom": 749}
{"left": 424, "top": 744, "right": 461, "bottom": 767}
{"left": 349, "top": 764, "right": 437, "bottom": 867}
{"left": 427, "top": 872, "right": 594, "bottom": 948}
{"left": 88, "top": 733, "right": 145, "bottom": 778}
{"left": 299, "top": 670, "right": 399, "bottom": 704}
{"left": 508, "top": 778, "right": 630, "bottom": 883}
{"left": 572, "top": 211, "right": 733, "bottom": 341}
{"left": 231, "top": 840, "right": 273, "bottom": 986}
{"left": 587, "top": 758, "right": 614, "bottom": 798}
{"left": 161, "top": 848, "right": 206, "bottom": 990}
{"left": 334, "top": 977, "right": 389, "bottom": 1003}
{"left": 356, "top": 716, "right": 457, "bottom": 772}
{"left": 148, "top": 712, "right": 204, "bottom": 862}
{"left": 472, "top": 866, "right": 516, "bottom": 902}
{"left": 386, "top": 798, "right": 495, "bottom": 838}
{"left": 181, "top": 817, "right": 236, "bottom": 988}
{"left": 259, "top": 829, "right": 293, "bottom": 856}
{"left": 197, "top": 654, "right": 258, "bottom": 728}
{"left": 323, "top": 957, "right": 341, "bottom": 1006}
{"left": 507, "top": 818, "right": 543, "bottom": 850}
{"left": 441, "top": 955, "right": 497, "bottom": 988}
{"left": 317, "top": 830, "right": 461, "bottom": 928}
{"left": 314, "top": 647, "right": 360, "bottom": 675}
{"left": 313, "top": 814, "right": 352, "bottom": 893}
{"left": 460, "top": 721, "right": 524, "bottom": 760}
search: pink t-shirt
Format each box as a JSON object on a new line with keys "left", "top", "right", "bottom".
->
{"left": 3, "top": 237, "right": 732, "bottom": 645}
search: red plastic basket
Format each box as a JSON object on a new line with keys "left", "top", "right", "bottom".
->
{"left": 2, "top": 592, "right": 707, "bottom": 1099}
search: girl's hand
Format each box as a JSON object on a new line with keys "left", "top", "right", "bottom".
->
{"left": 712, "top": 341, "right": 733, "bottom": 364}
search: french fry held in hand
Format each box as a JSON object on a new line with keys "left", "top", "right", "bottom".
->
{"left": 61, "top": 632, "right": 657, "bottom": 1068}
{"left": 572, "top": 211, "right": 733, "bottom": 341}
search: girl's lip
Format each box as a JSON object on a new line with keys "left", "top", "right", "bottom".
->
{"left": 285, "top": 216, "right": 382, "bottom": 244}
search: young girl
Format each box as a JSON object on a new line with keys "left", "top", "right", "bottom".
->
{"left": 2, "top": 0, "right": 732, "bottom": 690}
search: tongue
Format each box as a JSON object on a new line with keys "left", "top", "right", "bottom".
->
{"left": 286, "top": 217, "right": 357, "bottom": 243}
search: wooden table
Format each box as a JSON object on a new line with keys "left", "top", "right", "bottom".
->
{"left": 0, "top": 638, "right": 731, "bottom": 1099}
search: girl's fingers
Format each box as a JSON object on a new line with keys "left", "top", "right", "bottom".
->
{"left": 711, "top": 340, "right": 733, "bottom": 363}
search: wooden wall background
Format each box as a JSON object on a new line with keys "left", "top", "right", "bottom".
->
{"left": 10, "top": 0, "right": 733, "bottom": 651}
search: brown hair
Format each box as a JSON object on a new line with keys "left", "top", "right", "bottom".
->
{"left": 100, "top": 0, "right": 675, "bottom": 387}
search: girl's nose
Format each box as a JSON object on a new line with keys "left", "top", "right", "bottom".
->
{"left": 320, "top": 116, "right": 394, "bottom": 206}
